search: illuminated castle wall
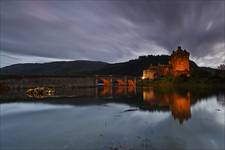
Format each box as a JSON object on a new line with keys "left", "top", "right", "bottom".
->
{"left": 142, "top": 66, "right": 158, "bottom": 80}
{"left": 170, "top": 46, "right": 190, "bottom": 77}
{"left": 142, "top": 46, "right": 190, "bottom": 79}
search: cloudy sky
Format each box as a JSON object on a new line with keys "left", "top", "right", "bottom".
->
{"left": 0, "top": 0, "right": 224, "bottom": 68}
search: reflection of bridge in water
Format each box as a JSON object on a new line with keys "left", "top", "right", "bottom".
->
{"left": 96, "top": 86, "right": 137, "bottom": 98}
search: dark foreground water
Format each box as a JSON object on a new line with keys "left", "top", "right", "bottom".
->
{"left": 0, "top": 86, "right": 224, "bottom": 150}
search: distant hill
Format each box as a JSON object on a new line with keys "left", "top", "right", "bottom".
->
{"left": 0, "top": 55, "right": 199, "bottom": 76}
{"left": 0, "top": 60, "right": 108, "bottom": 76}
{"left": 96, "top": 55, "right": 198, "bottom": 76}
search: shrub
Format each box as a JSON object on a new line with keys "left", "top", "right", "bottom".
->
{"left": 173, "top": 75, "right": 189, "bottom": 83}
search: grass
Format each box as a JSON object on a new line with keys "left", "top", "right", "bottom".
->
{"left": 139, "top": 75, "right": 225, "bottom": 89}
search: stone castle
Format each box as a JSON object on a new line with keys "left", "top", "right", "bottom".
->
{"left": 142, "top": 46, "right": 190, "bottom": 80}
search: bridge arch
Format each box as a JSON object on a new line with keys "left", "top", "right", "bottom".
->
{"left": 95, "top": 75, "right": 136, "bottom": 87}
{"left": 96, "top": 78, "right": 111, "bottom": 86}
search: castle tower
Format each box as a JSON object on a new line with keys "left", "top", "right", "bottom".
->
{"left": 170, "top": 46, "right": 190, "bottom": 77}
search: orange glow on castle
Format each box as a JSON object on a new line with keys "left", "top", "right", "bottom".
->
{"left": 142, "top": 46, "right": 190, "bottom": 79}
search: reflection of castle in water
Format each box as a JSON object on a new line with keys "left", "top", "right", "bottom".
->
{"left": 97, "top": 85, "right": 191, "bottom": 123}
{"left": 143, "top": 87, "right": 191, "bottom": 124}
{"left": 21, "top": 84, "right": 221, "bottom": 125}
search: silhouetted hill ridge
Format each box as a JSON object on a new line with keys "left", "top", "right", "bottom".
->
{"left": 0, "top": 60, "right": 108, "bottom": 76}
{"left": 95, "top": 55, "right": 198, "bottom": 76}
{"left": 0, "top": 55, "right": 198, "bottom": 76}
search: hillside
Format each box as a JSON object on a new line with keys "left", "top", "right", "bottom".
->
{"left": 0, "top": 60, "right": 108, "bottom": 76}
{"left": 96, "top": 55, "right": 198, "bottom": 76}
{"left": 0, "top": 55, "right": 198, "bottom": 76}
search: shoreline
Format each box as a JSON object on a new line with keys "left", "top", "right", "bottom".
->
{"left": 139, "top": 80, "right": 225, "bottom": 89}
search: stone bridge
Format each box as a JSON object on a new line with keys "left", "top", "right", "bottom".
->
{"left": 95, "top": 75, "right": 136, "bottom": 86}
{"left": 0, "top": 75, "right": 137, "bottom": 89}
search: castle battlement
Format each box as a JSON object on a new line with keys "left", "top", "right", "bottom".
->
{"left": 171, "top": 46, "right": 190, "bottom": 58}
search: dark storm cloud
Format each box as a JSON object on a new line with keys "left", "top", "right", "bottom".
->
{"left": 0, "top": 0, "right": 224, "bottom": 67}
{"left": 114, "top": 1, "right": 224, "bottom": 56}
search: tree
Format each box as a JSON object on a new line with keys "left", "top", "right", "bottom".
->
{"left": 217, "top": 64, "right": 225, "bottom": 70}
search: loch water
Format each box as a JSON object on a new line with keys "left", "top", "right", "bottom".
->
{"left": 0, "top": 86, "right": 224, "bottom": 150}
